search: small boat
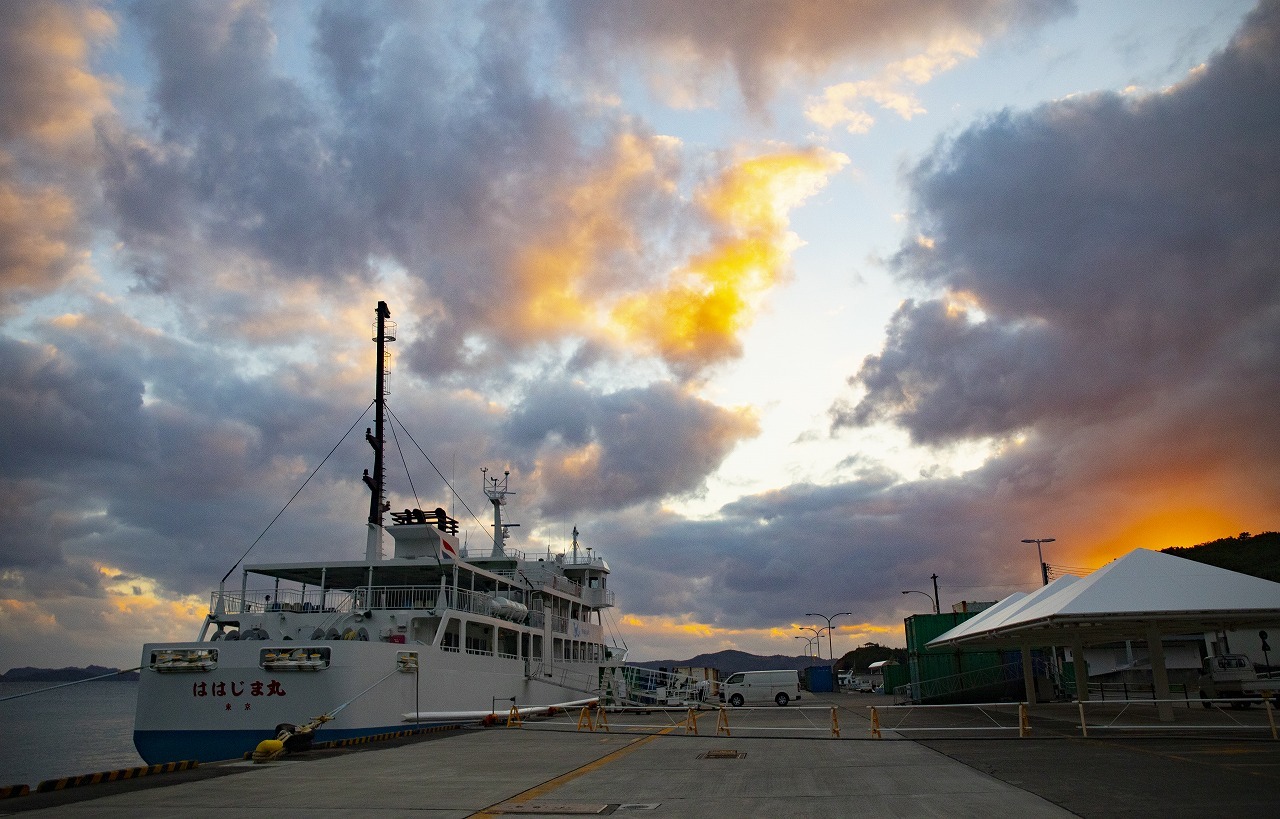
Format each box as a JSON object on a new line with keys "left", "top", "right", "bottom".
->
{"left": 133, "top": 302, "right": 632, "bottom": 765}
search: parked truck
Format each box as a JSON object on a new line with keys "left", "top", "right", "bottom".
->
{"left": 1197, "top": 654, "right": 1280, "bottom": 709}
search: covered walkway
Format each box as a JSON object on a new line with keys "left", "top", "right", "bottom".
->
{"left": 928, "top": 549, "right": 1280, "bottom": 719}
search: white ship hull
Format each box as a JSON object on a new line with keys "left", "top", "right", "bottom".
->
{"left": 135, "top": 636, "right": 614, "bottom": 764}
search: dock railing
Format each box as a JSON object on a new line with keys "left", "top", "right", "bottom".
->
{"left": 1075, "top": 696, "right": 1278, "bottom": 739}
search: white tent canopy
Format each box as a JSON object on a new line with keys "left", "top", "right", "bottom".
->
{"left": 927, "top": 549, "right": 1280, "bottom": 719}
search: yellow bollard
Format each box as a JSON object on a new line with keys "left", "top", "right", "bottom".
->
{"left": 869, "top": 706, "right": 881, "bottom": 739}
{"left": 576, "top": 706, "right": 593, "bottom": 732}
{"left": 1018, "top": 702, "right": 1030, "bottom": 738}
{"left": 716, "top": 706, "right": 731, "bottom": 737}
{"left": 831, "top": 707, "right": 841, "bottom": 738}
{"left": 506, "top": 704, "right": 523, "bottom": 728}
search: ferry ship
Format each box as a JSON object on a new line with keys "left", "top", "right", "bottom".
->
{"left": 133, "top": 302, "right": 633, "bottom": 764}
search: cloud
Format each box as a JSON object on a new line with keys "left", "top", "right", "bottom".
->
{"left": 0, "top": 0, "right": 115, "bottom": 305}
{"left": 827, "top": 0, "right": 1280, "bottom": 558}
{"left": 609, "top": 147, "right": 849, "bottom": 374}
{"left": 806, "top": 34, "right": 981, "bottom": 133}
{"left": 552, "top": 0, "right": 1072, "bottom": 110}
{"left": 506, "top": 379, "right": 760, "bottom": 515}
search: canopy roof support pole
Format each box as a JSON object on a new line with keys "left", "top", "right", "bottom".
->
{"left": 1021, "top": 644, "right": 1037, "bottom": 706}
{"left": 1147, "top": 625, "right": 1174, "bottom": 722}
{"left": 1071, "top": 638, "right": 1090, "bottom": 703}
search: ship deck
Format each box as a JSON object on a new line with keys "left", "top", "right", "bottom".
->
{"left": 7, "top": 692, "right": 1280, "bottom": 817}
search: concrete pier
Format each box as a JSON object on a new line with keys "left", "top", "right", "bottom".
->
{"left": 5, "top": 694, "right": 1279, "bottom": 817}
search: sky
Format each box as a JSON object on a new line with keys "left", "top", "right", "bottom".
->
{"left": 2, "top": 0, "right": 1277, "bottom": 671}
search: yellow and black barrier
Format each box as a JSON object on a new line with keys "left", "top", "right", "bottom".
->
{"left": 0, "top": 784, "right": 30, "bottom": 800}
{"left": 314, "top": 724, "right": 461, "bottom": 750}
{"left": 35, "top": 760, "right": 199, "bottom": 793}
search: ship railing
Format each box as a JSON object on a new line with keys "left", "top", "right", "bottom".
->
{"left": 213, "top": 587, "right": 368, "bottom": 616}
{"left": 458, "top": 546, "right": 526, "bottom": 561}
{"left": 520, "top": 566, "right": 585, "bottom": 599}
{"left": 589, "top": 665, "right": 709, "bottom": 708}
{"left": 215, "top": 585, "right": 547, "bottom": 624}
{"left": 351, "top": 586, "right": 442, "bottom": 611}
{"left": 582, "top": 587, "right": 614, "bottom": 608}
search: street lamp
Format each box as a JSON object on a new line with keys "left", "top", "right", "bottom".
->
{"left": 805, "top": 612, "right": 852, "bottom": 662}
{"left": 798, "top": 626, "right": 828, "bottom": 658}
{"left": 794, "top": 635, "right": 816, "bottom": 657}
{"left": 1021, "top": 538, "right": 1056, "bottom": 586}
{"left": 901, "top": 574, "right": 940, "bottom": 614}
{"left": 901, "top": 590, "right": 938, "bottom": 614}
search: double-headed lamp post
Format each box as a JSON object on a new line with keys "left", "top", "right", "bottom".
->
{"left": 806, "top": 612, "right": 852, "bottom": 662}
{"left": 1022, "top": 537, "right": 1056, "bottom": 586}
{"left": 794, "top": 634, "right": 816, "bottom": 657}
{"left": 799, "top": 625, "right": 825, "bottom": 657}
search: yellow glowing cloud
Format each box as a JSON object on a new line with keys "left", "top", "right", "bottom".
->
{"left": 98, "top": 564, "right": 207, "bottom": 620}
{"left": 610, "top": 147, "right": 848, "bottom": 370}
{"left": 512, "top": 132, "right": 677, "bottom": 335}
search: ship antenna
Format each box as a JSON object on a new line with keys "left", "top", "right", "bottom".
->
{"left": 483, "top": 468, "right": 517, "bottom": 558}
{"left": 364, "top": 301, "right": 395, "bottom": 561}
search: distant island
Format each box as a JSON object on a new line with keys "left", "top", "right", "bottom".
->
{"left": 0, "top": 665, "right": 139, "bottom": 682}
{"left": 635, "top": 643, "right": 908, "bottom": 675}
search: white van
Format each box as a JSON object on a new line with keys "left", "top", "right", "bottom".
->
{"left": 718, "top": 670, "right": 801, "bottom": 706}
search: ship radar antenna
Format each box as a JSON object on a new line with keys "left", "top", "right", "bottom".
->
{"left": 483, "top": 468, "right": 517, "bottom": 558}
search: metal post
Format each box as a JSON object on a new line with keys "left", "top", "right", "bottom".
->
{"left": 1071, "top": 639, "right": 1090, "bottom": 703}
{"left": 1021, "top": 537, "right": 1056, "bottom": 586}
{"left": 1147, "top": 625, "right": 1174, "bottom": 722}
{"left": 1021, "top": 644, "right": 1037, "bottom": 706}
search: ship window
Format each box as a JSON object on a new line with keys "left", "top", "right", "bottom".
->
{"left": 465, "top": 621, "right": 493, "bottom": 655}
{"left": 440, "top": 618, "right": 461, "bottom": 652}
{"left": 497, "top": 627, "right": 518, "bottom": 659}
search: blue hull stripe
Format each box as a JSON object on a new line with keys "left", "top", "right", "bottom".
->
{"left": 134, "top": 722, "right": 458, "bottom": 765}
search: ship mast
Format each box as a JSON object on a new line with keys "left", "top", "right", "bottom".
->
{"left": 483, "top": 468, "right": 517, "bottom": 558}
{"left": 364, "top": 301, "right": 395, "bottom": 561}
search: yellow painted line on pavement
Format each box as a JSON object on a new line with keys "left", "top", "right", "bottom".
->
{"left": 469, "top": 725, "right": 676, "bottom": 817}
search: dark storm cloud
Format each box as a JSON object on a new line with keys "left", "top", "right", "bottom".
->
{"left": 0, "top": 302, "right": 392, "bottom": 593}
{"left": 504, "top": 379, "right": 760, "bottom": 515}
{"left": 838, "top": 0, "right": 1280, "bottom": 449}
{"left": 551, "top": 0, "right": 1073, "bottom": 110}
{"left": 104, "top": 1, "right": 372, "bottom": 283}
{"left": 592, "top": 471, "right": 1033, "bottom": 628}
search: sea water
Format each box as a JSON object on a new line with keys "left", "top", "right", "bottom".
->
{"left": 0, "top": 681, "right": 142, "bottom": 788}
